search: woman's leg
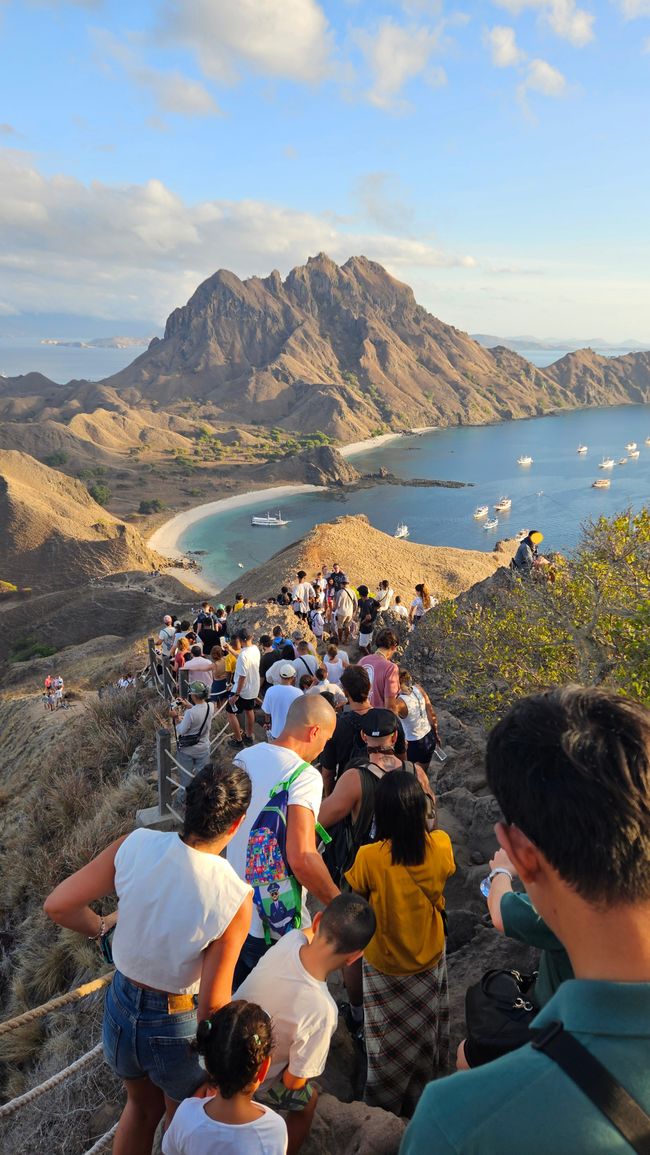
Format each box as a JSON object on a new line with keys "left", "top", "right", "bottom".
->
{"left": 113, "top": 1076, "right": 164, "bottom": 1155}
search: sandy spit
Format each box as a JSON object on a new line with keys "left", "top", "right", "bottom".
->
{"left": 147, "top": 484, "right": 325, "bottom": 559}
{"left": 338, "top": 426, "right": 438, "bottom": 459}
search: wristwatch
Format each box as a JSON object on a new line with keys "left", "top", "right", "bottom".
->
{"left": 479, "top": 867, "right": 513, "bottom": 898}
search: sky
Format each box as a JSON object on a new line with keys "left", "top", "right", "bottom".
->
{"left": 1, "top": 0, "right": 649, "bottom": 339}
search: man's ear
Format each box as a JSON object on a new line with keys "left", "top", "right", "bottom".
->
{"left": 343, "top": 947, "right": 364, "bottom": 967}
{"left": 495, "top": 821, "right": 543, "bottom": 885}
{"left": 311, "top": 911, "right": 322, "bottom": 935}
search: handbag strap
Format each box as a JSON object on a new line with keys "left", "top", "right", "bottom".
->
{"left": 195, "top": 703, "right": 211, "bottom": 741}
{"left": 532, "top": 1021, "right": 650, "bottom": 1154}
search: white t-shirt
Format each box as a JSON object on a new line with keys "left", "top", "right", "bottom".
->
{"left": 292, "top": 582, "right": 315, "bottom": 613}
{"left": 228, "top": 744, "right": 324, "bottom": 939}
{"left": 234, "top": 645, "right": 261, "bottom": 699}
{"left": 263, "top": 685, "right": 303, "bottom": 739}
{"left": 398, "top": 685, "right": 430, "bottom": 741}
{"left": 233, "top": 931, "right": 338, "bottom": 1083}
{"left": 306, "top": 680, "right": 346, "bottom": 707}
{"left": 324, "top": 658, "right": 345, "bottom": 685}
{"left": 183, "top": 656, "right": 214, "bottom": 690}
{"left": 266, "top": 655, "right": 317, "bottom": 686}
{"left": 112, "top": 830, "right": 250, "bottom": 993}
{"left": 376, "top": 587, "right": 394, "bottom": 611}
{"left": 393, "top": 603, "right": 409, "bottom": 619}
{"left": 162, "top": 1097, "right": 287, "bottom": 1155}
{"left": 159, "top": 625, "right": 176, "bottom": 656}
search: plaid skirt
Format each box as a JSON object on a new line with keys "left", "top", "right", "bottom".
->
{"left": 362, "top": 953, "right": 449, "bottom": 1117}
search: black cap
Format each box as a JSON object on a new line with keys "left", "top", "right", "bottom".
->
{"left": 236, "top": 628, "right": 253, "bottom": 642}
{"left": 361, "top": 708, "right": 398, "bottom": 738}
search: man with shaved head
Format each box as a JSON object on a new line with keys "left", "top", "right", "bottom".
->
{"left": 228, "top": 693, "right": 339, "bottom": 985}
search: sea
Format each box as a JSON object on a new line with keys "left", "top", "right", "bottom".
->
{"left": 0, "top": 339, "right": 144, "bottom": 382}
{"left": 177, "top": 404, "right": 650, "bottom": 591}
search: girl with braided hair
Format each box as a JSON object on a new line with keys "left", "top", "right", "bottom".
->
{"left": 162, "top": 1001, "right": 287, "bottom": 1154}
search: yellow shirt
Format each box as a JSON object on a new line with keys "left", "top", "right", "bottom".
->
{"left": 233, "top": 600, "right": 245, "bottom": 612}
{"left": 345, "top": 831, "right": 455, "bottom": 975}
{"left": 225, "top": 653, "right": 237, "bottom": 674}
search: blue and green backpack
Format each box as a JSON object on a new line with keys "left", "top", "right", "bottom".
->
{"left": 245, "top": 760, "right": 331, "bottom": 944}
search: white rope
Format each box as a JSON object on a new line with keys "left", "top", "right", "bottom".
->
{"left": 83, "top": 1121, "right": 119, "bottom": 1154}
{"left": 0, "top": 974, "right": 113, "bottom": 1036}
{"left": 0, "top": 1044, "right": 103, "bottom": 1119}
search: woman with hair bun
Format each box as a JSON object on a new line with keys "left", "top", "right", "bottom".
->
{"left": 44, "top": 764, "right": 254, "bottom": 1154}
{"left": 162, "top": 1001, "right": 287, "bottom": 1155}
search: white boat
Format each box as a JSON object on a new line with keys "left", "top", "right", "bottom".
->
{"left": 618, "top": 458, "right": 628, "bottom": 465}
{"left": 473, "top": 505, "right": 489, "bottom": 519}
{"left": 592, "top": 478, "right": 611, "bottom": 489}
{"left": 394, "top": 523, "right": 409, "bottom": 539}
{"left": 494, "top": 497, "right": 512, "bottom": 512}
{"left": 516, "top": 455, "right": 533, "bottom": 466}
{"left": 251, "top": 511, "right": 289, "bottom": 527}
{"left": 645, "top": 436, "right": 650, "bottom": 446}
{"left": 629, "top": 449, "right": 640, "bottom": 458}
{"left": 484, "top": 517, "right": 499, "bottom": 530}
{"left": 515, "top": 529, "right": 529, "bottom": 541}
{"left": 577, "top": 445, "right": 588, "bottom": 454}
{"left": 625, "top": 442, "right": 637, "bottom": 451}
{"left": 599, "top": 458, "right": 615, "bottom": 469}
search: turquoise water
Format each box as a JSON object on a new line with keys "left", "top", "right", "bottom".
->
{"left": 178, "top": 404, "right": 650, "bottom": 590}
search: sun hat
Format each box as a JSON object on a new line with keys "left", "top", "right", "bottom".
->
{"left": 361, "top": 708, "right": 399, "bottom": 738}
{"left": 188, "top": 681, "right": 209, "bottom": 698}
{"left": 280, "top": 664, "right": 296, "bottom": 679}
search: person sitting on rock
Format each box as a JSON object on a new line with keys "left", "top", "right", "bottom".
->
{"left": 232, "top": 894, "right": 376, "bottom": 1155}
{"left": 511, "top": 530, "right": 544, "bottom": 574}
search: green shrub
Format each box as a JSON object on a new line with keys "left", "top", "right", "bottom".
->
{"left": 9, "top": 636, "right": 57, "bottom": 663}
{"left": 88, "top": 482, "right": 111, "bottom": 506}
{"left": 43, "top": 451, "right": 68, "bottom": 467}
{"left": 138, "top": 498, "right": 166, "bottom": 515}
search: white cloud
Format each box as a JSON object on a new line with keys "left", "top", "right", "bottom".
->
{"left": 525, "top": 56, "right": 567, "bottom": 93}
{"left": 0, "top": 150, "right": 476, "bottom": 320}
{"left": 493, "top": 0, "right": 595, "bottom": 46}
{"left": 486, "top": 25, "right": 525, "bottom": 66}
{"left": 617, "top": 0, "right": 650, "bottom": 15}
{"left": 95, "top": 31, "right": 220, "bottom": 118}
{"left": 354, "top": 18, "right": 446, "bottom": 110}
{"left": 159, "top": 0, "right": 334, "bottom": 85}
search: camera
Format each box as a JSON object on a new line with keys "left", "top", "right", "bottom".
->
{"left": 171, "top": 698, "right": 185, "bottom": 711}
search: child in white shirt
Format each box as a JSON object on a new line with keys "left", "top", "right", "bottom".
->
{"left": 162, "top": 1001, "right": 287, "bottom": 1155}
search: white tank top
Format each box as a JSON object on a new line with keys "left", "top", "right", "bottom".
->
{"left": 398, "top": 686, "right": 430, "bottom": 741}
{"left": 112, "top": 829, "right": 250, "bottom": 994}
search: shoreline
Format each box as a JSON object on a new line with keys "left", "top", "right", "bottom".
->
{"left": 338, "top": 426, "right": 438, "bottom": 459}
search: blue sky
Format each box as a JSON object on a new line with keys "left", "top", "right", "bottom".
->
{"left": 1, "top": 0, "right": 649, "bottom": 338}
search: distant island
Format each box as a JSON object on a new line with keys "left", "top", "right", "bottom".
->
{"left": 40, "top": 335, "right": 154, "bottom": 349}
{"left": 472, "top": 333, "right": 650, "bottom": 355}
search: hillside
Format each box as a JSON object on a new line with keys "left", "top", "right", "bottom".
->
{"left": 0, "top": 451, "right": 163, "bottom": 589}
{"left": 216, "top": 513, "right": 515, "bottom": 604}
{"left": 544, "top": 347, "right": 650, "bottom": 403}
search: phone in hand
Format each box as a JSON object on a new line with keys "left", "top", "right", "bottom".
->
{"left": 433, "top": 746, "right": 448, "bottom": 763}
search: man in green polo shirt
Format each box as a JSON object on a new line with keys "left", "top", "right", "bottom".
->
{"left": 401, "top": 685, "right": 650, "bottom": 1154}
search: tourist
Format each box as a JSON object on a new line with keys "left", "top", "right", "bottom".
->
{"left": 314, "top": 571, "right": 327, "bottom": 605}
{"left": 193, "top": 601, "right": 214, "bottom": 629}
{"left": 323, "top": 643, "right": 346, "bottom": 686}
{"left": 328, "top": 563, "right": 348, "bottom": 591}
{"left": 197, "top": 614, "right": 221, "bottom": 654}
{"left": 266, "top": 644, "right": 298, "bottom": 686}
{"left": 320, "top": 665, "right": 373, "bottom": 794}
{"left": 258, "top": 634, "right": 278, "bottom": 693}
{"left": 227, "top": 694, "right": 339, "bottom": 986}
{"left": 172, "top": 620, "right": 192, "bottom": 654}
{"left": 159, "top": 614, "right": 176, "bottom": 660}
{"left": 393, "top": 595, "right": 408, "bottom": 620}
{"left": 233, "top": 894, "right": 376, "bottom": 1155}
{"left": 171, "top": 682, "right": 214, "bottom": 774}
{"left": 347, "top": 770, "right": 454, "bottom": 1116}
{"left": 456, "top": 844, "right": 574, "bottom": 1071}
{"left": 306, "top": 666, "right": 346, "bottom": 708}
{"left": 272, "top": 625, "right": 288, "bottom": 649}
{"left": 172, "top": 636, "right": 190, "bottom": 675}
{"left": 402, "top": 685, "right": 650, "bottom": 1154}
{"left": 226, "top": 629, "right": 261, "bottom": 748}
{"left": 292, "top": 640, "right": 318, "bottom": 680}
{"left": 263, "top": 666, "right": 303, "bottom": 740}
{"left": 208, "top": 644, "right": 229, "bottom": 705}
{"left": 183, "top": 644, "right": 215, "bottom": 691}
{"left": 357, "top": 584, "right": 379, "bottom": 655}
{"left": 376, "top": 579, "right": 394, "bottom": 612}
{"left": 397, "top": 668, "right": 441, "bottom": 773}
{"left": 43, "top": 765, "right": 253, "bottom": 1151}
{"left": 292, "top": 570, "right": 316, "bottom": 620}
{"left": 161, "top": 1001, "right": 287, "bottom": 1155}
{"left": 512, "top": 529, "right": 545, "bottom": 574}
{"left": 333, "top": 579, "right": 357, "bottom": 644}
{"left": 233, "top": 593, "right": 245, "bottom": 612}
{"left": 409, "top": 583, "right": 435, "bottom": 626}
{"left": 358, "top": 628, "right": 401, "bottom": 711}
{"left": 307, "top": 600, "right": 325, "bottom": 641}
{"left": 324, "top": 576, "right": 337, "bottom": 620}
{"left": 277, "top": 586, "right": 292, "bottom": 607}
{"left": 298, "top": 672, "right": 316, "bottom": 692}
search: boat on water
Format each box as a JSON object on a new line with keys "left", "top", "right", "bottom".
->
{"left": 618, "top": 458, "right": 628, "bottom": 465}
{"left": 629, "top": 449, "right": 640, "bottom": 458}
{"left": 645, "top": 436, "right": 650, "bottom": 446}
{"left": 394, "top": 523, "right": 409, "bottom": 539}
{"left": 251, "top": 511, "right": 289, "bottom": 527}
{"left": 494, "top": 497, "right": 512, "bottom": 512}
{"left": 473, "top": 505, "right": 489, "bottom": 519}
{"left": 577, "top": 445, "right": 588, "bottom": 454}
{"left": 516, "top": 455, "right": 533, "bottom": 466}
{"left": 515, "top": 529, "right": 529, "bottom": 541}
{"left": 484, "top": 517, "right": 499, "bottom": 530}
{"left": 592, "top": 478, "right": 611, "bottom": 489}
{"left": 599, "top": 458, "right": 615, "bottom": 469}
{"left": 625, "top": 442, "right": 637, "bottom": 451}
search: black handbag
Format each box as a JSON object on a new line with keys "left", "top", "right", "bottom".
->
{"left": 177, "top": 704, "right": 210, "bottom": 748}
{"left": 464, "top": 968, "right": 539, "bottom": 1067}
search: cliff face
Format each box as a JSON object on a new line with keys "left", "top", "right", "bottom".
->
{"left": 105, "top": 254, "right": 572, "bottom": 437}
{"left": 544, "top": 348, "right": 650, "bottom": 405}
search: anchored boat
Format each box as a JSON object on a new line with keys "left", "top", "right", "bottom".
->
{"left": 394, "top": 523, "right": 409, "bottom": 539}
{"left": 494, "top": 497, "right": 512, "bottom": 512}
{"left": 577, "top": 444, "right": 588, "bottom": 454}
{"left": 484, "top": 517, "right": 499, "bottom": 530}
{"left": 599, "top": 458, "right": 615, "bottom": 469}
{"left": 516, "top": 455, "right": 533, "bottom": 466}
{"left": 251, "top": 511, "right": 289, "bottom": 527}
{"left": 592, "top": 478, "right": 611, "bottom": 489}
{"left": 473, "top": 505, "right": 489, "bottom": 519}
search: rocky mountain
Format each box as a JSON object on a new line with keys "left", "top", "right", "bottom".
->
{"left": 0, "top": 450, "right": 162, "bottom": 589}
{"left": 544, "top": 347, "right": 650, "bottom": 404}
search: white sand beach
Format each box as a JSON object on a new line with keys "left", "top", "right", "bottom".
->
{"left": 148, "top": 484, "right": 325, "bottom": 559}
{"left": 339, "top": 426, "right": 438, "bottom": 458}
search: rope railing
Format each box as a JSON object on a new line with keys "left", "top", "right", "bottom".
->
{"left": 0, "top": 1043, "right": 103, "bottom": 1119}
{"left": 83, "top": 1122, "right": 119, "bottom": 1154}
{"left": 0, "top": 973, "right": 114, "bottom": 1038}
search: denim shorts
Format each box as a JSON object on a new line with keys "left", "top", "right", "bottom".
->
{"left": 103, "top": 971, "right": 204, "bottom": 1101}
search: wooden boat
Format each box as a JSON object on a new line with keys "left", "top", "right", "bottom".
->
{"left": 592, "top": 478, "right": 611, "bottom": 489}
{"left": 251, "top": 511, "right": 289, "bottom": 527}
{"left": 473, "top": 505, "right": 489, "bottom": 518}
{"left": 494, "top": 497, "right": 512, "bottom": 512}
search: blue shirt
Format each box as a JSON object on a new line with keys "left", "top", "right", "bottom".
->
{"left": 401, "top": 980, "right": 650, "bottom": 1154}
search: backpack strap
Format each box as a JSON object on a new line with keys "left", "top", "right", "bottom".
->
{"left": 269, "top": 759, "right": 311, "bottom": 799}
{"left": 532, "top": 1021, "right": 650, "bottom": 1155}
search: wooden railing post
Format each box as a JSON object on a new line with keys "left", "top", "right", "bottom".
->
{"left": 156, "top": 727, "right": 173, "bottom": 817}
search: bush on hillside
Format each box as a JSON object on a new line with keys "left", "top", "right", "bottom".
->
{"left": 88, "top": 482, "right": 111, "bottom": 506}
{"left": 43, "top": 451, "right": 69, "bottom": 467}
{"left": 138, "top": 498, "right": 166, "bottom": 514}
{"left": 9, "top": 636, "right": 57, "bottom": 662}
{"left": 418, "top": 509, "right": 650, "bottom": 726}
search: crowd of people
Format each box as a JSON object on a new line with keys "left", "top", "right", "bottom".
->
{"left": 41, "top": 673, "right": 68, "bottom": 711}
{"left": 42, "top": 557, "right": 650, "bottom": 1155}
